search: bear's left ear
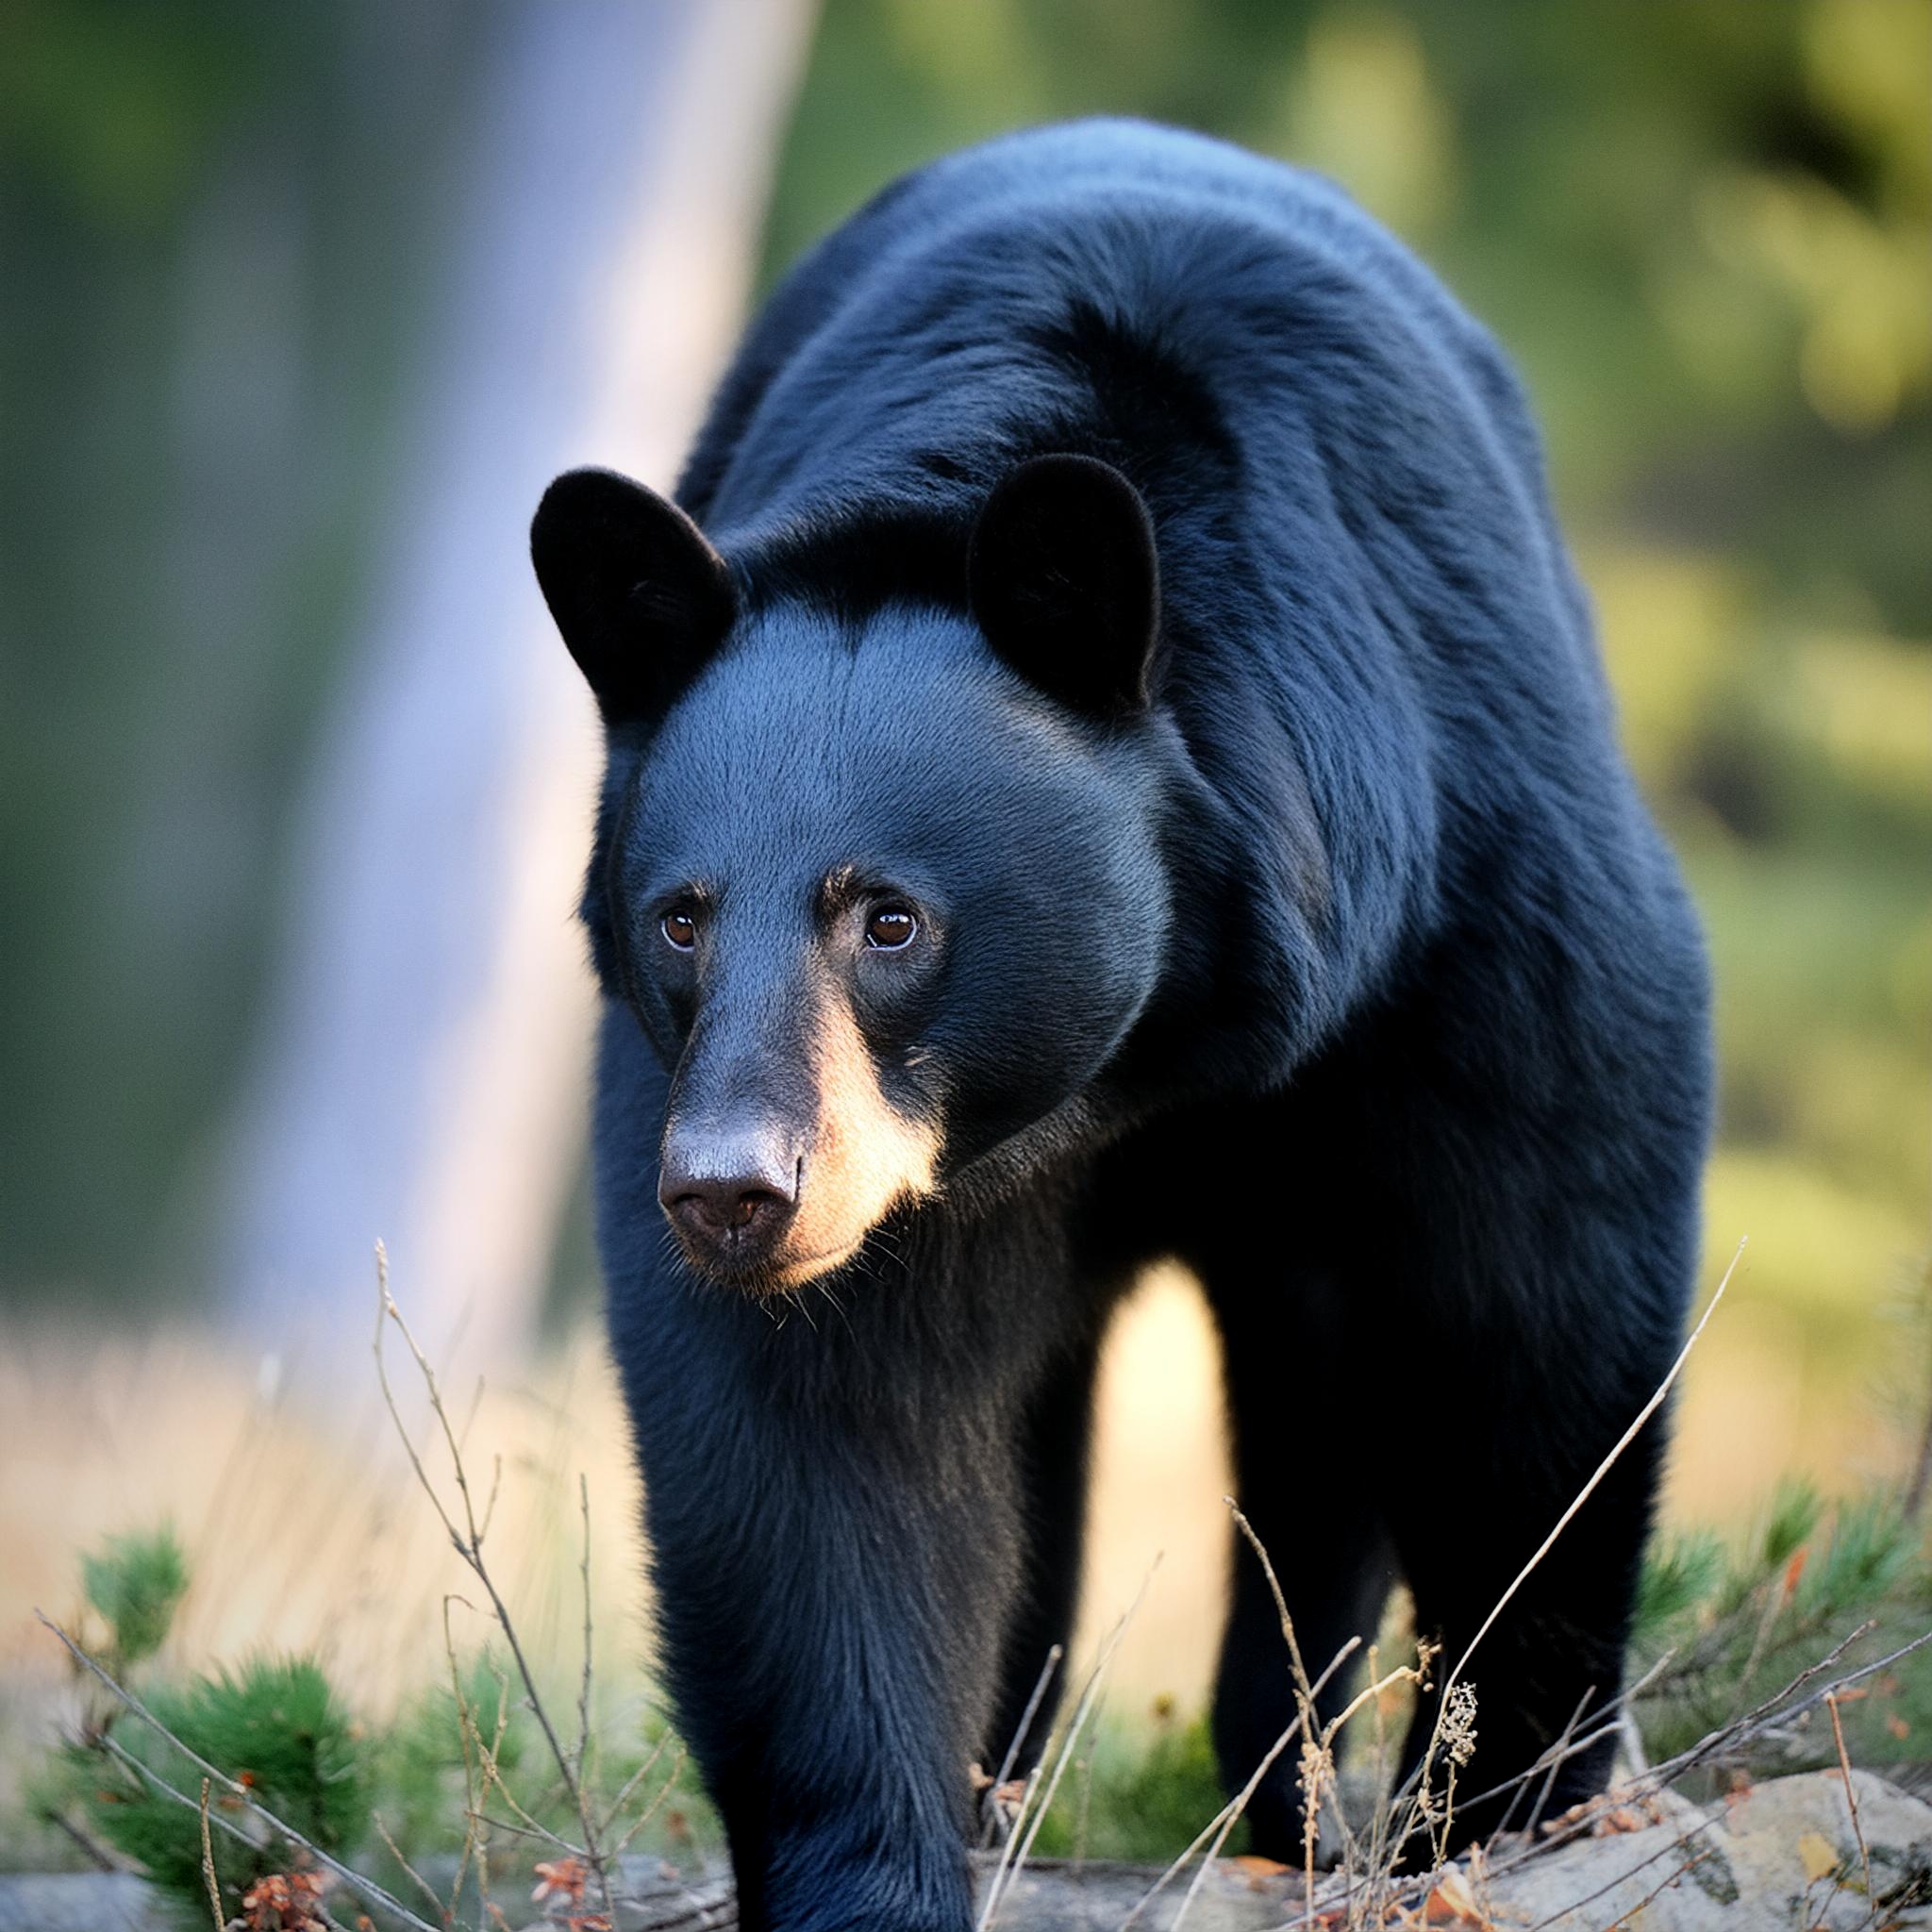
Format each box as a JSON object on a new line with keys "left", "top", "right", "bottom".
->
{"left": 967, "top": 454, "right": 1159, "bottom": 718}
{"left": 530, "top": 467, "right": 737, "bottom": 727}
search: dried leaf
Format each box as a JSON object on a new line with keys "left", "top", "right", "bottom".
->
{"left": 1229, "top": 1852, "right": 1291, "bottom": 1887}
{"left": 1422, "top": 1867, "right": 1492, "bottom": 1926}
{"left": 1797, "top": 1830, "right": 1841, "bottom": 1882}
{"left": 1591, "top": 1805, "right": 1651, "bottom": 1836}
{"left": 237, "top": 1870, "right": 329, "bottom": 1932}
{"left": 532, "top": 1857, "right": 589, "bottom": 1907}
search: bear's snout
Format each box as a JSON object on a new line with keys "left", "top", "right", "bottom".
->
{"left": 658, "top": 1124, "right": 801, "bottom": 1273}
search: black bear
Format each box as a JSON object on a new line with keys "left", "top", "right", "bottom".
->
{"left": 531, "top": 120, "right": 1711, "bottom": 1930}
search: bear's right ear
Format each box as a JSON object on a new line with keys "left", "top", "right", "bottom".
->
{"left": 530, "top": 468, "right": 737, "bottom": 727}
{"left": 967, "top": 454, "right": 1159, "bottom": 718}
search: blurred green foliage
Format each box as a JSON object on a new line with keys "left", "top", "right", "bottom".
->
{"left": 769, "top": 3, "right": 1930, "bottom": 575}
{"left": 80, "top": 1524, "right": 190, "bottom": 1672}
{"left": 71, "top": 1655, "right": 366, "bottom": 1924}
{"left": 1634, "top": 1480, "right": 1932, "bottom": 1778}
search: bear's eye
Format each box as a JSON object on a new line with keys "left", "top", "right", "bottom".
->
{"left": 661, "top": 907, "right": 698, "bottom": 951}
{"left": 864, "top": 907, "right": 918, "bottom": 951}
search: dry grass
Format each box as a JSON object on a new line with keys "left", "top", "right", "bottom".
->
{"left": 0, "top": 1267, "right": 1231, "bottom": 1763}
{"left": 0, "top": 1318, "right": 647, "bottom": 1721}
{"left": 1, "top": 1249, "right": 1901, "bottom": 1740}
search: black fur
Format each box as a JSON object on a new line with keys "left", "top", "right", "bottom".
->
{"left": 531, "top": 468, "right": 736, "bottom": 726}
{"left": 535, "top": 121, "right": 1712, "bottom": 1930}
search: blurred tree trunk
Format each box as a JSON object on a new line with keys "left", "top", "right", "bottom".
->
{"left": 219, "top": 0, "right": 816, "bottom": 1378}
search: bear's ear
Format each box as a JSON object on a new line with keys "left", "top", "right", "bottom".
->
{"left": 530, "top": 467, "right": 737, "bottom": 727}
{"left": 967, "top": 454, "right": 1159, "bottom": 717}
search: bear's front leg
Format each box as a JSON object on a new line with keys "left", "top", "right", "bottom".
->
{"left": 616, "top": 1288, "right": 1024, "bottom": 1932}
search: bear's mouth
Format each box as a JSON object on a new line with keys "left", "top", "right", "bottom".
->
{"left": 669, "top": 1226, "right": 872, "bottom": 1297}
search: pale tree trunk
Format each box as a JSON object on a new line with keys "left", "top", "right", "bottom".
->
{"left": 220, "top": 0, "right": 817, "bottom": 1379}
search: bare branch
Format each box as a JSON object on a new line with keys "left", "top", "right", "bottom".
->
{"left": 1825, "top": 1690, "right": 1873, "bottom": 1908}
{"left": 978, "top": 1557, "right": 1159, "bottom": 1928}
{"left": 1390, "top": 1241, "right": 1742, "bottom": 1866}
{"left": 610, "top": 1746, "right": 688, "bottom": 1859}
{"left": 598, "top": 1733, "right": 675, "bottom": 1842}
{"left": 1454, "top": 1241, "right": 1741, "bottom": 1693}
{"left": 979, "top": 1644, "right": 1063, "bottom": 1849}
{"left": 1524, "top": 1815, "right": 1720, "bottom": 1932}
{"left": 374, "top": 1253, "right": 616, "bottom": 1920}
{"left": 197, "top": 1778, "right": 225, "bottom": 1932}
{"left": 575, "top": 1473, "right": 594, "bottom": 1789}
{"left": 370, "top": 1812, "right": 449, "bottom": 1925}
{"left": 1122, "top": 1635, "right": 1364, "bottom": 1930}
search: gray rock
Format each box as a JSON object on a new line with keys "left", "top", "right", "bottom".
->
{"left": 1477, "top": 1770, "right": 1932, "bottom": 1930}
{"left": 0, "top": 1872, "right": 170, "bottom": 1932}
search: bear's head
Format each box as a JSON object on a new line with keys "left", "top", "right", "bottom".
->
{"left": 532, "top": 457, "right": 1177, "bottom": 1291}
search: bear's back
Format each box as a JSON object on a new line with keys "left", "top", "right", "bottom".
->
{"left": 684, "top": 121, "right": 1551, "bottom": 558}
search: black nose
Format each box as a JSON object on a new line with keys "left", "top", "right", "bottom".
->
{"left": 658, "top": 1127, "right": 800, "bottom": 1256}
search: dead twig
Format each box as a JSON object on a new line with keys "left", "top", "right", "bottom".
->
{"left": 41, "top": 1807, "right": 121, "bottom": 1873}
{"left": 1456, "top": 1244, "right": 1740, "bottom": 1692}
{"left": 1465, "top": 1621, "right": 1932, "bottom": 1909}
{"left": 373, "top": 1245, "right": 616, "bottom": 1922}
{"left": 1498, "top": 1688, "right": 1595, "bottom": 1842}
{"left": 598, "top": 1732, "right": 675, "bottom": 1842}
{"left": 1901, "top": 1251, "right": 1932, "bottom": 1520}
{"left": 371, "top": 1811, "right": 449, "bottom": 1924}
{"left": 464, "top": 1807, "right": 573, "bottom": 1848}
{"left": 977, "top": 1557, "right": 1159, "bottom": 1928}
{"left": 575, "top": 1473, "right": 595, "bottom": 1790}
{"left": 1177, "top": 1640, "right": 1386, "bottom": 1932}
{"left": 1825, "top": 1690, "right": 1874, "bottom": 1909}
{"left": 979, "top": 1643, "right": 1063, "bottom": 1849}
{"left": 1388, "top": 1240, "right": 1741, "bottom": 1875}
{"left": 1222, "top": 1506, "right": 1335, "bottom": 1922}
{"left": 609, "top": 1743, "right": 687, "bottom": 1858}
{"left": 1121, "top": 1635, "right": 1364, "bottom": 1930}
{"left": 1648, "top": 1621, "right": 1886, "bottom": 1788}
{"left": 197, "top": 1778, "right": 225, "bottom": 1932}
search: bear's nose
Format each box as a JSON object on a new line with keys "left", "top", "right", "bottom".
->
{"left": 658, "top": 1129, "right": 800, "bottom": 1257}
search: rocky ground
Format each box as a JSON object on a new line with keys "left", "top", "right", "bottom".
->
{"left": 2, "top": 1769, "right": 1926, "bottom": 1931}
